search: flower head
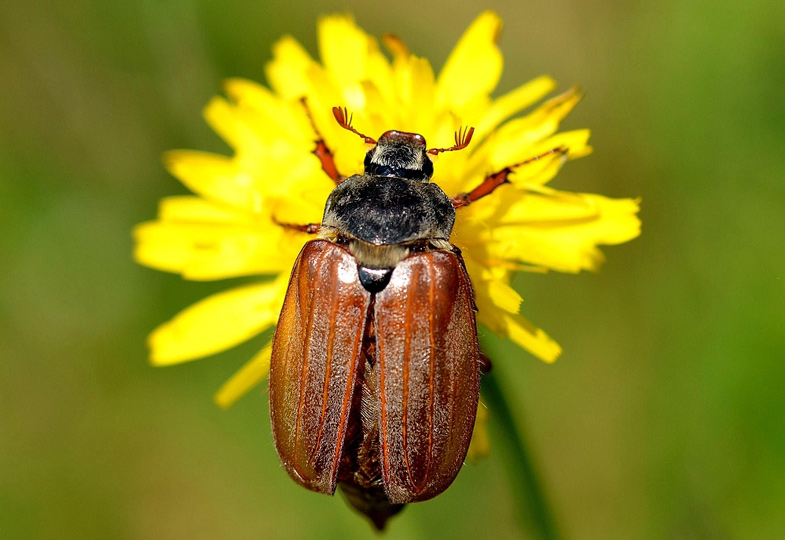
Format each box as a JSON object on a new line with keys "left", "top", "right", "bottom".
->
{"left": 134, "top": 11, "right": 640, "bottom": 407}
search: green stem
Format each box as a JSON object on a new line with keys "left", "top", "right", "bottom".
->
{"left": 482, "top": 373, "right": 562, "bottom": 540}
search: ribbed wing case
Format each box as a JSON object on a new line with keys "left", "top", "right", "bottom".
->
{"left": 270, "top": 240, "right": 371, "bottom": 494}
{"left": 374, "top": 250, "right": 481, "bottom": 503}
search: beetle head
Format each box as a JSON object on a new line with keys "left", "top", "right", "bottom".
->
{"left": 364, "top": 131, "right": 433, "bottom": 182}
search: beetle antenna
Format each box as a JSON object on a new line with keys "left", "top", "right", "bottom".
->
{"left": 332, "top": 107, "right": 377, "bottom": 144}
{"left": 427, "top": 126, "right": 475, "bottom": 155}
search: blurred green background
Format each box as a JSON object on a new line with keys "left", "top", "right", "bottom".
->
{"left": 2, "top": 0, "right": 784, "bottom": 538}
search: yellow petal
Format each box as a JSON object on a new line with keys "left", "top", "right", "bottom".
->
{"left": 539, "top": 129, "right": 591, "bottom": 160}
{"left": 149, "top": 279, "right": 286, "bottom": 365}
{"left": 164, "top": 150, "right": 259, "bottom": 210}
{"left": 473, "top": 75, "right": 557, "bottom": 142}
{"left": 203, "top": 96, "right": 263, "bottom": 153}
{"left": 359, "top": 80, "right": 396, "bottom": 131}
{"left": 500, "top": 188, "right": 599, "bottom": 223}
{"left": 387, "top": 54, "right": 438, "bottom": 133}
{"left": 203, "top": 96, "right": 326, "bottom": 199}
{"left": 156, "top": 195, "right": 325, "bottom": 240}
{"left": 137, "top": 199, "right": 307, "bottom": 280}
{"left": 484, "top": 278, "right": 522, "bottom": 314}
{"left": 157, "top": 196, "right": 250, "bottom": 224}
{"left": 214, "top": 344, "right": 272, "bottom": 409}
{"left": 502, "top": 313, "right": 562, "bottom": 363}
{"left": 581, "top": 194, "right": 642, "bottom": 244}
{"left": 472, "top": 279, "right": 560, "bottom": 363}
{"left": 222, "top": 78, "right": 314, "bottom": 143}
{"left": 487, "top": 87, "right": 584, "bottom": 168}
{"left": 515, "top": 131, "right": 592, "bottom": 186}
{"left": 133, "top": 220, "right": 296, "bottom": 280}
{"left": 364, "top": 44, "right": 397, "bottom": 109}
{"left": 436, "top": 11, "right": 503, "bottom": 109}
{"left": 491, "top": 194, "right": 641, "bottom": 273}
{"left": 318, "top": 14, "right": 378, "bottom": 87}
{"left": 133, "top": 222, "right": 194, "bottom": 275}
{"left": 315, "top": 25, "right": 393, "bottom": 119}
{"left": 265, "top": 36, "right": 315, "bottom": 99}
{"left": 407, "top": 57, "right": 437, "bottom": 134}
{"left": 507, "top": 130, "right": 592, "bottom": 187}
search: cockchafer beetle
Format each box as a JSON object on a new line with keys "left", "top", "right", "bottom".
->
{"left": 270, "top": 106, "right": 566, "bottom": 529}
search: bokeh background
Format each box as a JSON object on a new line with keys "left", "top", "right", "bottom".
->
{"left": 2, "top": 0, "right": 784, "bottom": 539}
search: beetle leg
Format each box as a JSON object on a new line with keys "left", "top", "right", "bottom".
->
{"left": 301, "top": 98, "right": 345, "bottom": 185}
{"left": 478, "top": 352, "right": 492, "bottom": 374}
{"left": 274, "top": 219, "right": 321, "bottom": 234}
{"left": 451, "top": 146, "right": 569, "bottom": 209}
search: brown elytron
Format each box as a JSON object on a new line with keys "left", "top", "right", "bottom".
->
{"left": 270, "top": 241, "right": 371, "bottom": 493}
{"left": 373, "top": 250, "right": 479, "bottom": 503}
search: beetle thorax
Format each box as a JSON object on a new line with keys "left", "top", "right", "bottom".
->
{"left": 321, "top": 175, "right": 455, "bottom": 249}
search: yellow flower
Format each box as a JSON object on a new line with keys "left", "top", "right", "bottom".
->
{"left": 134, "top": 11, "right": 640, "bottom": 408}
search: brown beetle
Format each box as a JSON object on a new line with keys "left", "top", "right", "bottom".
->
{"left": 270, "top": 106, "right": 565, "bottom": 529}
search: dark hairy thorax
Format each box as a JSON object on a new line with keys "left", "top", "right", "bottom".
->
{"left": 321, "top": 174, "right": 455, "bottom": 247}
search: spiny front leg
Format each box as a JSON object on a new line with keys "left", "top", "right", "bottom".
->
{"left": 451, "top": 146, "right": 569, "bottom": 209}
{"left": 301, "top": 98, "right": 345, "bottom": 185}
